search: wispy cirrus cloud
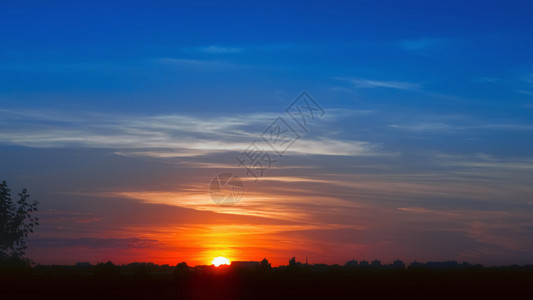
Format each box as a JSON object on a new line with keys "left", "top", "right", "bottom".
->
{"left": 36, "top": 209, "right": 104, "bottom": 224}
{"left": 180, "top": 45, "right": 243, "bottom": 54}
{"left": 335, "top": 77, "right": 421, "bottom": 91}
{"left": 389, "top": 122, "right": 533, "bottom": 132}
{"left": 155, "top": 57, "right": 239, "bottom": 69}
{"left": 515, "top": 73, "right": 533, "bottom": 96}
{"left": 29, "top": 237, "right": 159, "bottom": 249}
{"left": 521, "top": 73, "right": 533, "bottom": 84}
{"left": 472, "top": 77, "right": 501, "bottom": 83}
{"left": 197, "top": 45, "right": 243, "bottom": 54}
{"left": 436, "top": 153, "right": 533, "bottom": 171}
{"left": 516, "top": 90, "right": 533, "bottom": 96}
{"left": 389, "top": 122, "right": 452, "bottom": 131}
{"left": 388, "top": 113, "right": 533, "bottom": 132}
{"left": 0, "top": 108, "right": 382, "bottom": 157}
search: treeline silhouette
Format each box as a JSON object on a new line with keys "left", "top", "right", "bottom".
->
{"left": 1, "top": 258, "right": 531, "bottom": 299}
{"left": 23, "top": 258, "right": 533, "bottom": 277}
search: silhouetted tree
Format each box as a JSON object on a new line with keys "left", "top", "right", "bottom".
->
{"left": 0, "top": 181, "right": 39, "bottom": 268}
{"left": 134, "top": 263, "right": 149, "bottom": 279}
{"left": 260, "top": 258, "right": 272, "bottom": 272}
{"left": 174, "top": 261, "right": 190, "bottom": 277}
{"left": 287, "top": 257, "right": 301, "bottom": 271}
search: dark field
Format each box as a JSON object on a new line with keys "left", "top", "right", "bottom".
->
{"left": 1, "top": 264, "right": 532, "bottom": 299}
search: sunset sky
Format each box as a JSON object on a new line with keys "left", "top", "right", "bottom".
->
{"left": 1, "top": 1, "right": 533, "bottom": 266}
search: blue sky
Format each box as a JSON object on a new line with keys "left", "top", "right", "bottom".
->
{"left": 1, "top": 1, "right": 533, "bottom": 266}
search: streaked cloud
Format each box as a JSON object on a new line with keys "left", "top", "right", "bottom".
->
{"left": 389, "top": 122, "right": 451, "bottom": 131}
{"left": 521, "top": 73, "right": 533, "bottom": 84}
{"left": 29, "top": 237, "right": 159, "bottom": 249}
{"left": 0, "top": 108, "right": 383, "bottom": 157}
{"left": 472, "top": 77, "right": 501, "bottom": 83}
{"left": 390, "top": 121, "right": 533, "bottom": 132}
{"left": 336, "top": 77, "right": 421, "bottom": 91}
{"left": 439, "top": 153, "right": 533, "bottom": 171}
{"left": 155, "top": 57, "right": 238, "bottom": 69}
{"left": 36, "top": 209, "right": 104, "bottom": 224}
{"left": 197, "top": 45, "right": 243, "bottom": 54}
{"left": 516, "top": 90, "right": 533, "bottom": 96}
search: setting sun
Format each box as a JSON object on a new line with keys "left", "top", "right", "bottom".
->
{"left": 212, "top": 257, "right": 231, "bottom": 267}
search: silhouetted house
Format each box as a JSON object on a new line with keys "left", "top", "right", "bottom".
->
{"left": 73, "top": 262, "right": 93, "bottom": 275}
{"left": 391, "top": 259, "right": 406, "bottom": 270}
{"left": 371, "top": 259, "right": 381, "bottom": 268}
{"left": 192, "top": 265, "right": 213, "bottom": 274}
{"left": 231, "top": 261, "right": 260, "bottom": 270}
{"left": 408, "top": 261, "right": 424, "bottom": 270}
{"left": 311, "top": 263, "right": 329, "bottom": 273}
{"left": 75, "top": 262, "right": 92, "bottom": 267}
{"left": 426, "top": 261, "right": 458, "bottom": 269}
{"left": 345, "top": 259, "right": 358, "bottom": 267}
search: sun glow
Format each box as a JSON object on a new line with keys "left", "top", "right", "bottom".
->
{"left": 212, "top": 256, "right": 231, "bottom": 267}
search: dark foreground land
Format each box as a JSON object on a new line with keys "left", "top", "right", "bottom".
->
{"left": 1, "top": 263, "right": 532, "bottom": 299}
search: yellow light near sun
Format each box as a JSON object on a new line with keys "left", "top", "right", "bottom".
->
{"left": 212, "top": 256, "right": 231, "bottom": 267}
